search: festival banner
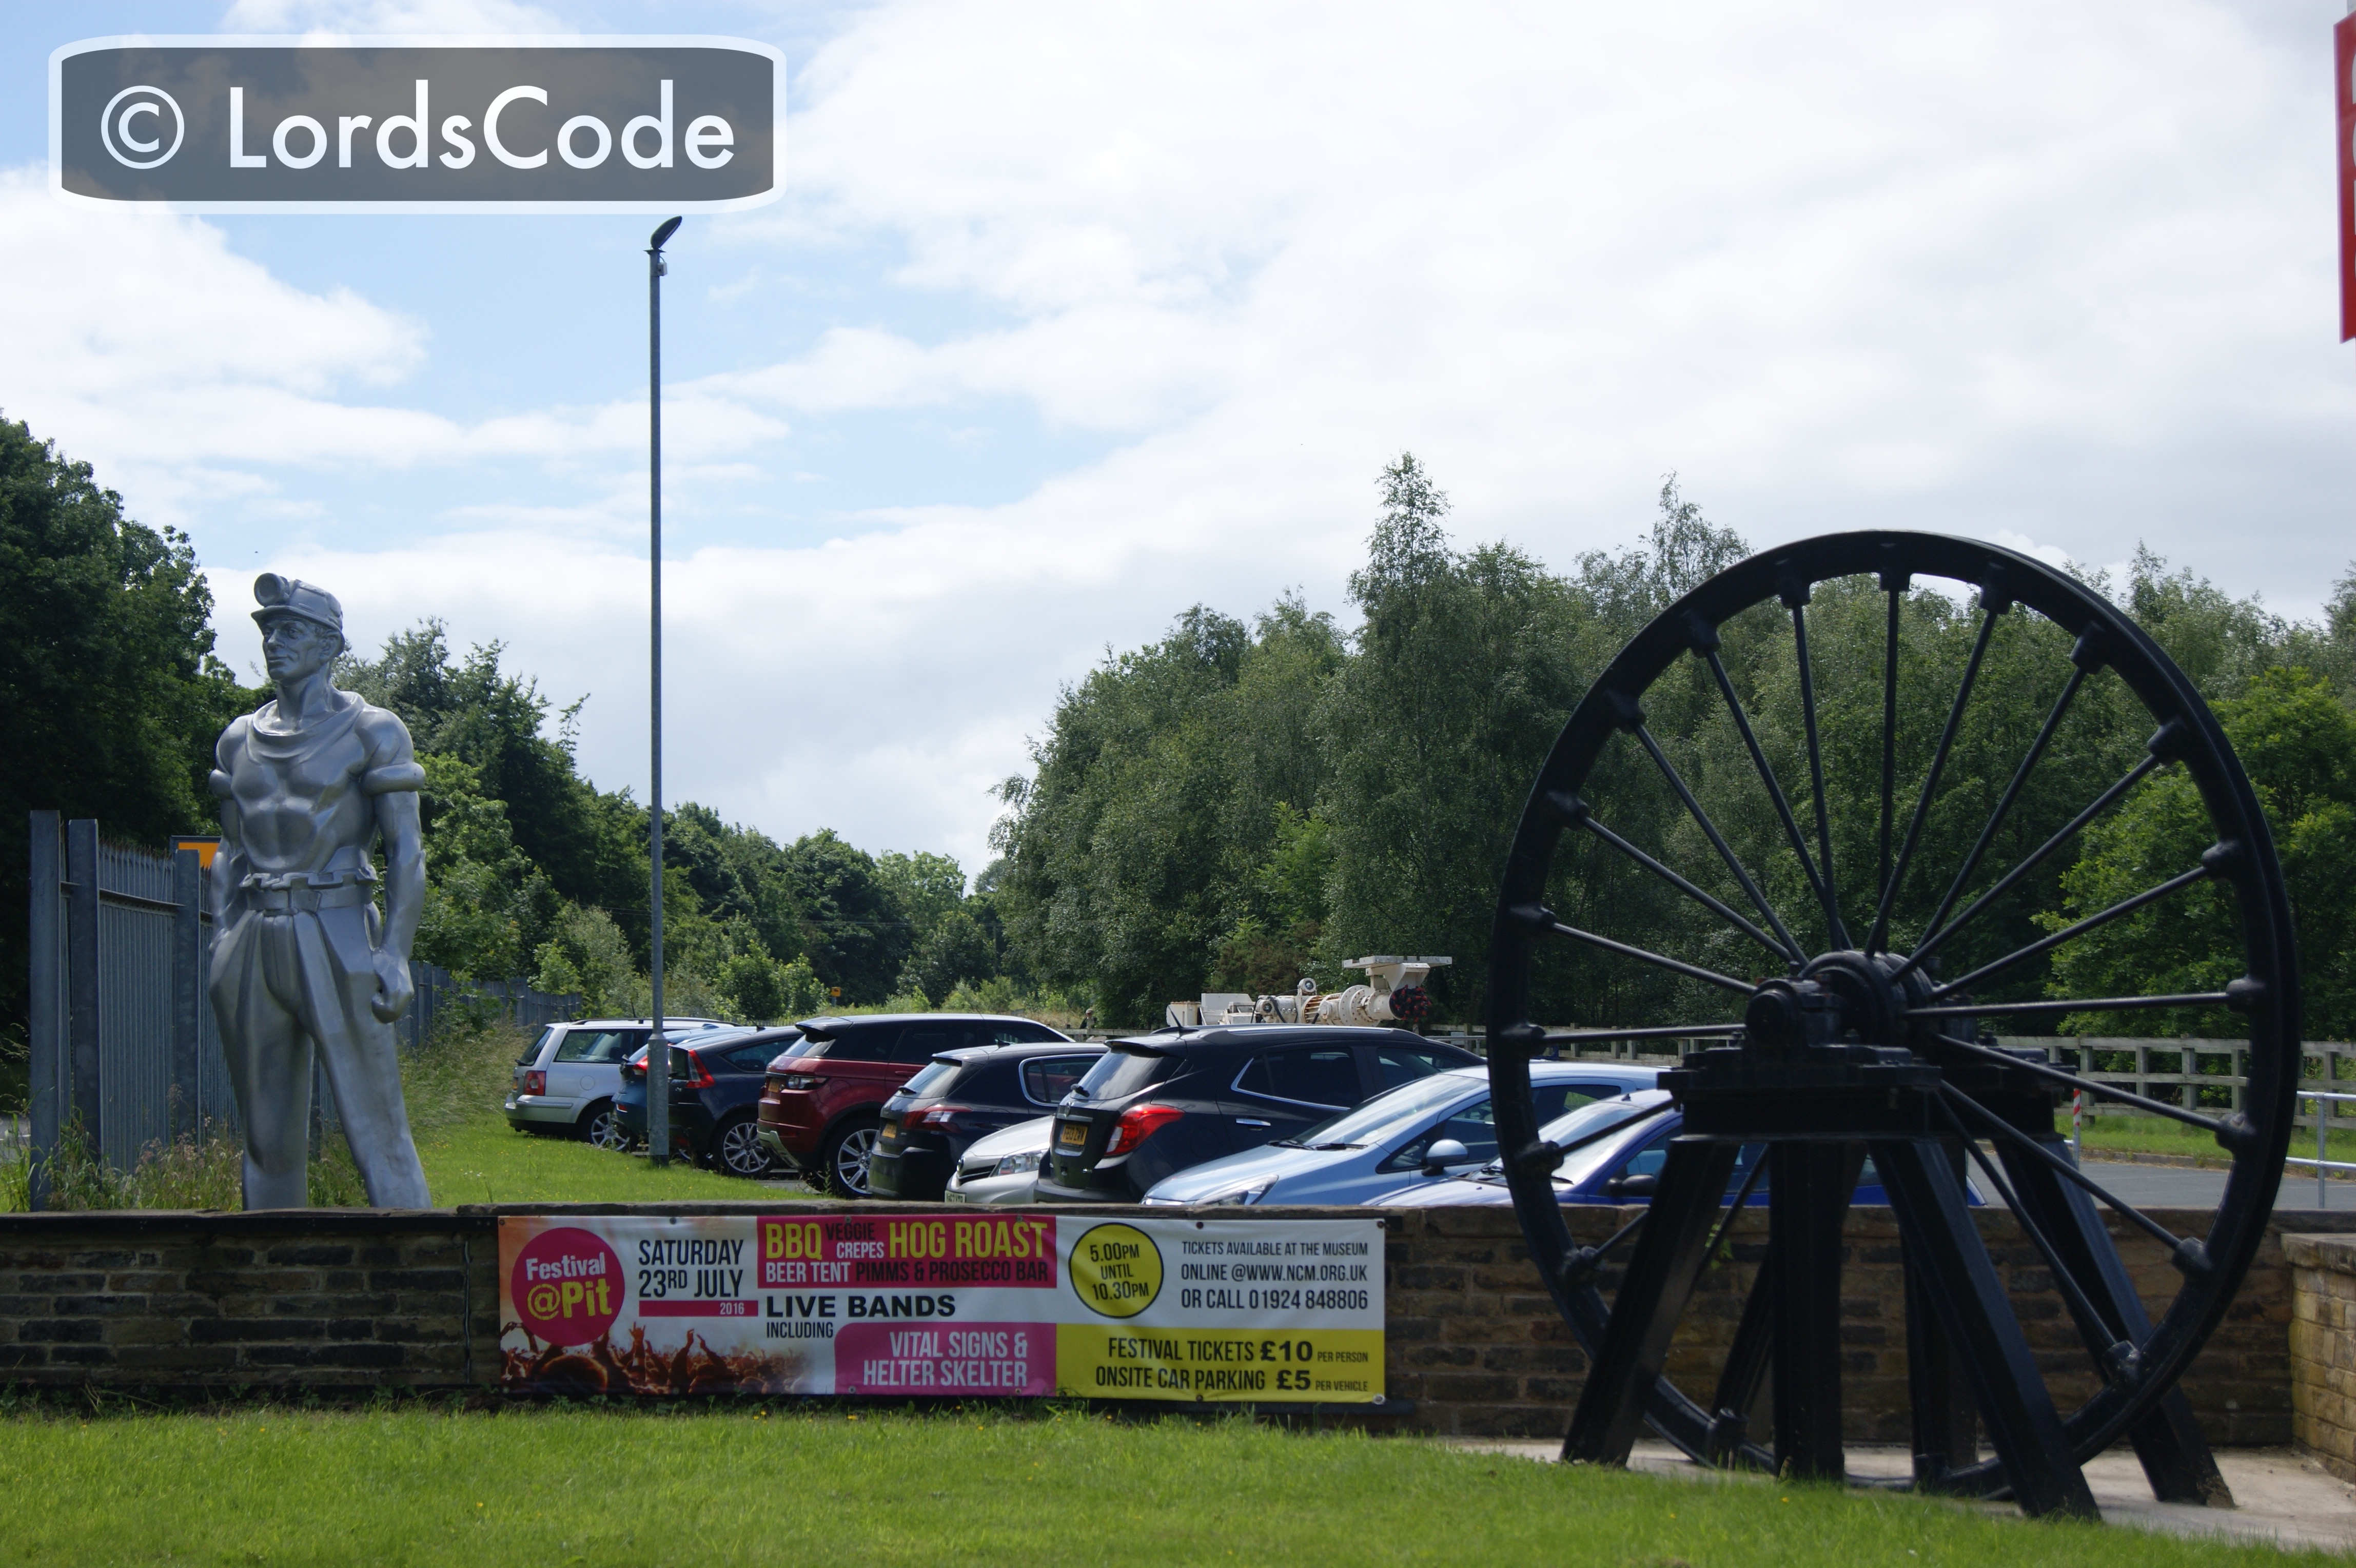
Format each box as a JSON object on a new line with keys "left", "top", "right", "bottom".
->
{"left": 496, "top": 1211, "right": 1385, "bottom": 1403}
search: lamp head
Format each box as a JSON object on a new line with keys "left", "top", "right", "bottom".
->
{"left": 650, "top": 215, "right": 683, "bottom": 251}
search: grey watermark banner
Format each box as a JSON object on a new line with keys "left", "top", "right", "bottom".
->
{"left": 51, "top": 36, "right": 781, "bottom": 212}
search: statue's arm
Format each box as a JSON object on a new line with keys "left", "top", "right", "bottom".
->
{"left": 207, "top": 719, "right": 249, "bottom": 923}
{"left": 359, "top": 711, "right": 427, "bottom": 1021}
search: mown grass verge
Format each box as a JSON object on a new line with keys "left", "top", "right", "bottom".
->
{"left": 0, "top": 1402, "right": 2332, "bottom": 1568}
{"left": 1, "top": 1016, "right": 794, "bottom": 1211}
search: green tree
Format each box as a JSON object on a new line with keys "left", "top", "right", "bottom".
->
{"left": 784, "top": 830, "right": 914, "bottom": 1003}
{"left": 895, "top": 907, "right": 998, "bottom": 1007}
{"left": 0, "top": 417, "right": 252, "bottom": 1055}
{"left": 2048, "top": 667, "right": 2356, "bottom": 1040}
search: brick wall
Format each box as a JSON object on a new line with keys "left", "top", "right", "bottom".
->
{"left": 0, "top": 1210, "right": 500, "bottom": 1390}
{"left": 2288, "top": 1232, "right": 2356, "bottom": 1479}
{"left": 2, "top": 1202, "right": 2342, "bottom": 1449}
{"left": 1378, "top": 1205, "right": 2356, "bottom": 1444}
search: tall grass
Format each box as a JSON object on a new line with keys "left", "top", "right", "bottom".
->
{"left": 0, "top": 1011, "right": 529, "bottom": 1213}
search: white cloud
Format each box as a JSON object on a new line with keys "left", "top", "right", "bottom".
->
{"left": 37, "top": 1, "right": 2356, "bottom": 872}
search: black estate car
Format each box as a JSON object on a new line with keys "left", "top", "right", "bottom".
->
{"left": 870, "top": 1040, "right": 1109, "bottom": 1201}
{"left": 1032, "top": 1026, "right": 1480, "bottom": 1203}
{"left": 618, "top": 1026, "right": 802, "bottom": 1177}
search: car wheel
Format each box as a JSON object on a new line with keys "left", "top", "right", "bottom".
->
{"left": 822, "top": 1118, "right": 880, "bottom": 1200}
{"left": 582, "top": 1102, "right": 634, "bottom": 1152}
{"left": 711, "top": 1115, "right": 776, "bottom": 1179}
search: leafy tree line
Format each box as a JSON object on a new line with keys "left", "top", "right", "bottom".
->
{"left": 0, "top": 418, "right": 1045, "bottom": 1089}
{"left": 992, "top": 455, "right": 2356, "bottom": 1035}
{"left": 6, "top": 412, "right": 2352, "bottom": 1063}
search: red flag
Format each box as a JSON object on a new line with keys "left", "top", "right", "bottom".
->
{"left": 2339, "top": 13, "right": 2356, "bottom": 340}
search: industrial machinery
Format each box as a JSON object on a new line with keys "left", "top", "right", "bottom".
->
{"left": 1483, "top": 532, "right": 2295, "bottom": 1518}
{"left": 1164, "top": 955, "right": 1452, "bottom": 1028}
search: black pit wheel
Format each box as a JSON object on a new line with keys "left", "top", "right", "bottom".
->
{"left": 710, "top": 1114, "right": 776, "bottom": 1179}
{"left": 1484, "top": 531, "right": 2299, "bottom": 1518}
{"left": 823, "top": 1117, "right": 881, "bottom": 1200}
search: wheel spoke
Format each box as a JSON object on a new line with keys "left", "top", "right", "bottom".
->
{"left": 1935, "top": 1085, "right": 2211, "bottom": 1275}
{"left": 1930, "top": 864, "right": 2210, "bottom": 999}
{"left": 1909, "top": 991, "right": 2231, "bottom": 1020}
{"left": 1516, "top": 907, "right": 1758, "bottom": 996}
{"left": 1790, "top": 601, "right": 1851, "bottom": 950}
{"left": 1894, "top": 746, "right": 2167, "bottom": 980}
{"left": 1923, "top": 1032, "right": 2251, "bottom": 1148}
{"left": 1932, "top": 1102, "right": 2142, "bottom": 1384}
{"left": 1920, "top": 659, "right": 2090, "bottom": 945}
{"left": 1631, "top": 723, "right": 1803, "bottom": 958}
{"left": 1879, "top": 576, "right": 1905, "bottom": 912}
{"left": 1696, "top": 637, "right": 1842, "bottom": 948}
{"left": 1700, "top": 1146, "right": 1769, "bottom": 1266}
{"left": 1868, "top": 600, "right": 2004, "bottom": 953}
{"left": 1553, "top": 793, "right": 1796, "bottom": 964}
{"left": 1529, "top": 1022, "right": 1742, "bottom": 1046}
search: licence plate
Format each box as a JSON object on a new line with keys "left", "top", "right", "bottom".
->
{"left": 1057, "top": 1120, "right": 1089, "bottom": 1150}
{"left": 943, "top": 1189, "right": 969, "bottom": 1204}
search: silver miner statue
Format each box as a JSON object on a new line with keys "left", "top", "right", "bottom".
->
{"left": 207, "top": 574, "right": 432, "bottom": 1208}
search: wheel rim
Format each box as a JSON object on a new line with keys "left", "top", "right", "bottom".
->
{"left": 1483, "top": 531, "right": 2296, "bottom": 1509}
{"left": 720, "top": 1121, "right": 769, "bottom": 1177}
{"left": 588, "top": 1109, "right": 627, "bottom": 1151}
{"left": 835, "top": 1127, "right": 878, "bottom": 1194}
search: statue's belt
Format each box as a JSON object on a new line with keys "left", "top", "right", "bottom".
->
{"left": 240, "top": 870, "right": 377, "bottom": 914}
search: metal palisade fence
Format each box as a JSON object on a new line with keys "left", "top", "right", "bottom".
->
{"left": 22, "top": 812, "right": 577, "bottom": 1205}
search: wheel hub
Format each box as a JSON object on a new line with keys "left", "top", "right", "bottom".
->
{"left": 1743, "top": 950, "right": 1935, "bottom": 1054}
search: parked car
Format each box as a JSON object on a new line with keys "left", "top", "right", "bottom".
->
{"left": 1033, "top": 1026, "right": 1482, "bottom": 1205}
{"left": 757, "top": 1015, "right": 1074, "bottom": 1198}
{"left": 505, "top": 1017, "right": 744, "bottom": 1148}
{"left": 1140, "top": 1060, "right": 1662, "bottom": 1207}
{"left": 872, "top": 1041, "right": 1108, "bottom": 1201}
{"left": 943, "top": 1115, "right": 1056, "bottom": 1205}
{"left": 1372, "top": 1091, "right": 1980, "bottom": 1208}
{"left": 617, "top": 1027, "right": 804, "bottom": 1177}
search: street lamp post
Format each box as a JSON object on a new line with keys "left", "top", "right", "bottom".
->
{"left": 646, "top": 214, "right": 682, "bottom": 1166}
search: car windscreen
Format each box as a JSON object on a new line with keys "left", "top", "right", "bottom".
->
{"left": 1543, "top": 1093, "right": 1675, "bottom": 1186}
{"left": 1279, "top": 1071, "right": 1478, "bottom": 1148}
{"left": 901, "top": 1057, "right": 965, "bottom": 1097}
{"left": 1067, "top": 1048, "right": 1170, "bottom": 1104}
{"left": 554, "top": 1028, "right": 642, "bottom": 1065}
{"left": 790, "top": 1028, "right": 890, "bottom": 1061}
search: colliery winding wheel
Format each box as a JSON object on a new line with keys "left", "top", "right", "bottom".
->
{"left": 1483, "top": 531, "right": 2298, "bottom": 1518}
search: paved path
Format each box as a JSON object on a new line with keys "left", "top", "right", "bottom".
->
{"left": 1447, "top": 1439, "right": 2356, "bottom": 1551}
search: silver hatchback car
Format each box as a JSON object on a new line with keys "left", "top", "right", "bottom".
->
{"left": 505, "top": 1017, "right": 748, "bottom": 1148}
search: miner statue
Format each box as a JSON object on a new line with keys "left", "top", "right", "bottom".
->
{"left": 207, "top": 574, "right": 432, "bottom": 1209}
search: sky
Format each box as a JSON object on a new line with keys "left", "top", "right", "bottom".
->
{"left": 5, "top": 1, "right": 2351, "bottom": 881}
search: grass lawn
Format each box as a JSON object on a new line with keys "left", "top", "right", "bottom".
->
{"left": 413, "top": 1115, "right": 807, "bottom": 1207}
{"left": 0, "top": 1405, "right": 2334, "bottom": 1568}
{"left": 2076, "top": 1114, "right": 2356, "bottom": 1172}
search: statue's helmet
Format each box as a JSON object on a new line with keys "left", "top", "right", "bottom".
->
{"left": 251, "top": 573, "right": 343, "bottom": 637}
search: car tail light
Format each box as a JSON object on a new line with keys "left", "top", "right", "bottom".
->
{"left": 1103, "top": 1103, "right": 1184, "bottom": 1157}
{"left": 522, "top": 1070, "right": 545, "bottom": 1095}
{"left": 911, "top": 1103, "right": 975, "bottom": 1129}
{"left": 622, "top": 1061, "right": 643, "bottom": 1083}
{"left": 678, "top": 1053, "right": 715, "bottom": 1090}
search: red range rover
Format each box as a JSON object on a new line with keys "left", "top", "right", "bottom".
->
{"left": 757, "top": 1014, "right": 1071, "bottom": 1198}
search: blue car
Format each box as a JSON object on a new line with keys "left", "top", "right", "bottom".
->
{"left": 1139, "top": 1060, "right": 1663, "bottom": 1208}
{"left": 1373, "top": 1090, "right": 1982, "bottom": 1208}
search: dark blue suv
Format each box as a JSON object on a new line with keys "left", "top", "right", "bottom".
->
{"left": 618, "top": 1026, "right": 802, "bottom": 1177}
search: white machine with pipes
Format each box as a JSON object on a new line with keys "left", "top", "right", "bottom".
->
{"left": 1163, "top": 955, "right": 1451, "bottom": 1029}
